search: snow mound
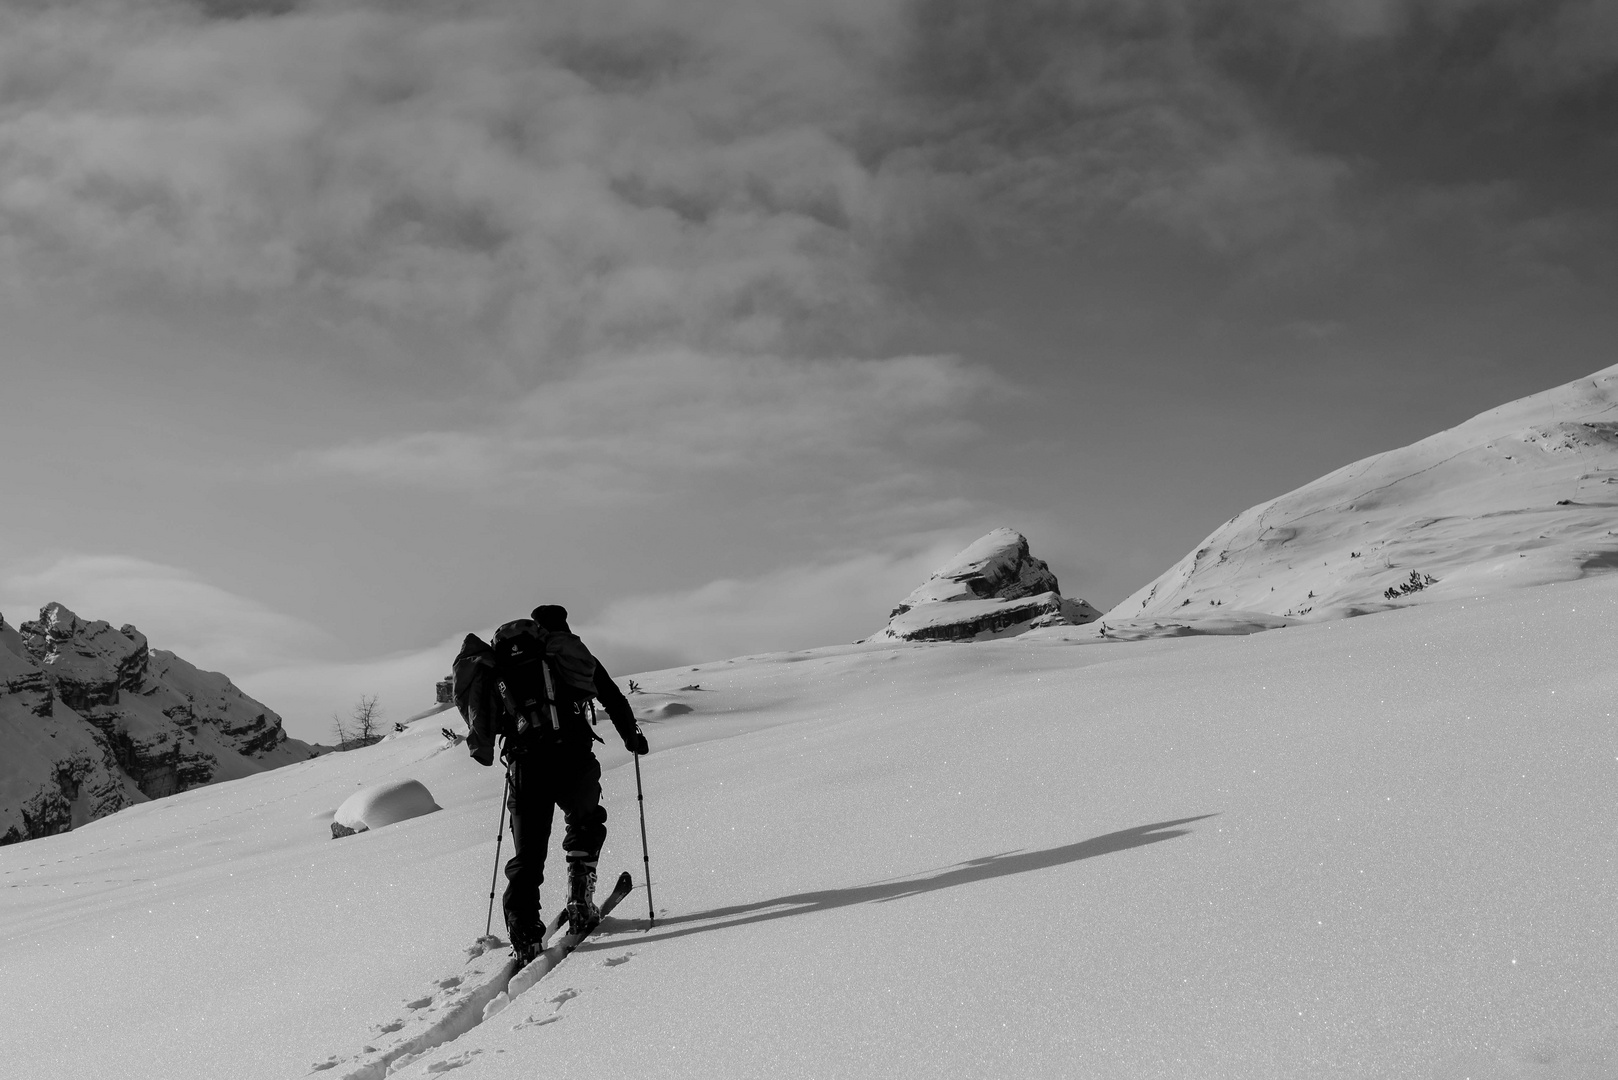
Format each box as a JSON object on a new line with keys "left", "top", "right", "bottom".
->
{"left": 642, "top": 701, "right": 693, "bottom": 719}
{"left": 331, "top": 779, "right": 440, "bottom": 838}
{"left": 870, "top": 528, "right": 1100, "bottom": 642}
{"left": 1108, "top": 362, "right": 1618, "bottom": 624}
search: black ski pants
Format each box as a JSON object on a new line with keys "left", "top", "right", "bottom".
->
{"left": 502, "top": 747, "right": 606, "bottom": 943}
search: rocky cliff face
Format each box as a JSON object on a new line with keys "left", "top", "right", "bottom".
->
{"left": 869, "top": 529, "right": 1101, "bottom": 642}
{"left": 0, "top": 603, "right": 315, "bottom": 846}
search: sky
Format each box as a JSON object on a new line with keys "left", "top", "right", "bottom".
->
{"left": 1, "top": 0, "right": 1614, "bottom": 741}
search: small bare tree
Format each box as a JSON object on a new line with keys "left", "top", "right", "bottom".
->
{"left": 352, "top": 695, "right": 382, "bottom": 743}
{"left": 332, "top": 695, "right": 384, "bottom": 750}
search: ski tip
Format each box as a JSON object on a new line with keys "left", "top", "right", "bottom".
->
{"left": 614, "top": 870, "right": 634, "bottom": 891}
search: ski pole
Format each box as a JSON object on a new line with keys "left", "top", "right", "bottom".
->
{"left": 633, "top": 751, "right": 654, "bottom": 929}
{"left": 486, "top": 755, "right": 513, "bottom": 939}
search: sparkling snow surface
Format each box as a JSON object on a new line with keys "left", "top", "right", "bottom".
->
{"left": 3, "top": 578, "right": 1618, "bottom": 1079}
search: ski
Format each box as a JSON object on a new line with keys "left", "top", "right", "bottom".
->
{"left": 313, "top": 876, "right": 637, "bottom": 1073}
{"left": 504, "top": 871, "right": 634, "bottom": 1001}
{"left": 537, "top": 905, "right": 569, "bottom": 949}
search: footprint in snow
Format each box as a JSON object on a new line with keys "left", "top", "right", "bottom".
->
{"left": 436, "top": 975, "right": 462, "bottom": 990}
{"left": 377, "top": 1020, "right": 404, "bottom": 1034}
{"left": 405, "top": 996, "right": 434, "bottom": 1010}
{"left": 604, "top": 952, "right": 635, "bottom": 967}
{"left": 425, "top": 1050, "right": 481, "bottom": 1073}
{"left": 514, "top": 988, "right": 578, "bottom": 1030}
{"left": 309, "top": 1059, "right": 338, "bottom": 1072}
{"left": 515, "top": 1015, "right": 560, "bottom": 1029}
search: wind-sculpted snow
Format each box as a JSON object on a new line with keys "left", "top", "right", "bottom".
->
{"left": 1109, "top": 363, "right": 1618, "bottom": 625}
{"left": 331, "top": 779, "right": 441, "bottom": 837}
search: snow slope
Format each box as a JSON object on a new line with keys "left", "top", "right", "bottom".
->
{"left": 4, "top": 576, "right": 1617, "bottom": 1079}
{"left": 1109, "top": 363, "right": 1618, "bottom": 625}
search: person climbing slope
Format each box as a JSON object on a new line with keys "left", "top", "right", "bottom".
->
{"left": 453, "top": 604, "right": 648, "bottom": 965}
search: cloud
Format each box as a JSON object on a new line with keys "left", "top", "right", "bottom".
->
{"left": 0, "top": 554, "right": 330, "bottom": 676}
{"left": 238, "top": 639, "right": 461, "bottom": 744}
{"left": 0, "top": 0, "right": 911, "bottom": 362}
{"left": 0, "top": 0, "right": 1393, "bottom": 365}
{"left": 1500, "top": 0, "right": 1618, "bottom": 92}
{"left": 292, "top": 348, "right": 1001, "bottom": 500}
{"left": 3, "top": 0, "right": 1609, "bottom": 358}
{"left": 0, "top": 552, "right": 462, "bottom": 742}
{"left": 245, "top": 535, "right": 972, "bottom": 741}
{"left": 576, "top": 536, "right": 972, "bottom": 670}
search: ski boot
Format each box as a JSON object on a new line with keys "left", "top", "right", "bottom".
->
{"left": 510, "top": 919, "right": 544, "bottom": 967}
{"left": 565, "top": 863, "right": 599, "bottom": 936}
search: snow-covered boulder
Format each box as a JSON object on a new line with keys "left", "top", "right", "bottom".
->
{"left": 331, "top": 779, "right": 441, "bottom": 838}
{"left": 1107, "top": 362, "right": 1618, "bottom": 625}
{"left": 0, "top": 603, "right": 315, "bottom": 846}
{"left": 870, "top": 529, "right": 1101, "bottom": 642}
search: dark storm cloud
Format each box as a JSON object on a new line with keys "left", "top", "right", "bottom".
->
{"left": 192, "top": 0, "right": 299, "bottom": 17}
{"left": 1204, "top": 1, "right": 1617, "bottom": 206}
{"left": 885, "top": 0, "right": 1614, "bottom": 268}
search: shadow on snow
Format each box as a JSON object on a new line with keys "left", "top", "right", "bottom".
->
{"left": 587, "top": 814, "right": 1217, "bottom": 948}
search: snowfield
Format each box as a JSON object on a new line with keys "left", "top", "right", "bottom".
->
{"left": 4, "top": 574, "right": 1617, "bottom": 1079}
{"left": 1111, "top": 364, "right": 1618, "bottom": 626}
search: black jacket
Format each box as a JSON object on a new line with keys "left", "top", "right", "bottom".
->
{"left": 453, "top": 631, "right": 639, "bottom": 765}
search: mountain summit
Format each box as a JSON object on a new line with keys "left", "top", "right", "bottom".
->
{"left": 1, "top": 603, "right": 314, "bottom": 845}
{"left": 1108, "top": 363, "right": 1618, "bottom": 625}
{"left": 870, "top": 528, "right": 1100, "bottom": 642}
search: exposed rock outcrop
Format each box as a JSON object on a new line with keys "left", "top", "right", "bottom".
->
{"left": 869, "top": 529, "right": 1101, "bottom": 642}
{"left": 1, "top": 603, "right": 315, "bottom": 846}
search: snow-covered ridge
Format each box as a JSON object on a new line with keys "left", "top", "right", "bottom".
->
{"left": 869, "top": 528, "right": 1100, "bottom": 641}
{"left": 1107, "top": 363, "right": 1618, "bottom": 625}
{"left": 0, "top": 602, "right": 314, "bottom": 845}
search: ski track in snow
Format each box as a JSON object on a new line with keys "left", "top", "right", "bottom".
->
{"left": 305, "top": 943, "right": 518, "bottom": 1080}
{"left": 309, "top": 914, "right": 637, "bottom": 1078}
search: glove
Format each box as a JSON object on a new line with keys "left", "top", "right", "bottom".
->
{"left": 624, "top": 729, "right": 649, "bottom": 756}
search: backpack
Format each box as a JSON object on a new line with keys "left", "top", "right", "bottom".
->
{"left": 489, "top": 620, "right": 598, "bottom": 743}
{"left": 451, "top": 633, "right": 507, "bottom": 761}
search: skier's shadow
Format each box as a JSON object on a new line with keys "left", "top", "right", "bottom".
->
{"left": 588, "top": 814, "right": 1216, "bottom": 948}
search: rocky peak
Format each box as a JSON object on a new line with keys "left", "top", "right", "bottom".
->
{"left": 19, "top": 603, "right": 148, "bottom": 711}
{"left": 870, "top": 529, "right": 1101, "bottom": 642}
{"left": 2, "top": 602, "right": 315, "bottom": 847}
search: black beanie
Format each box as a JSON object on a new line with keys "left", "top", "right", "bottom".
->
{"left": 531, "top": 605, "right": 570, "bottom": 631}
